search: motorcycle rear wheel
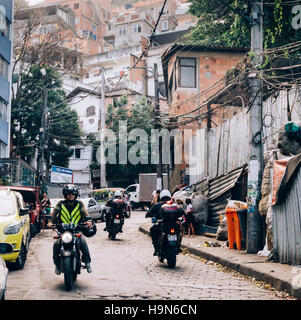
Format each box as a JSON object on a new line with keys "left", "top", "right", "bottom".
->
{"left": 167, "top": 247, "right": 177, "bottom": 269}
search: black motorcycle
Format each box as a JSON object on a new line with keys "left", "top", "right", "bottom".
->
{"left": 107, "top": 212, "right": 124, "bottom": 240}
{"left": 155, "top": 218, "right": 182, "bottom": 269}
{"left": 53, "top": 222, "right": 88, "bottom": 291}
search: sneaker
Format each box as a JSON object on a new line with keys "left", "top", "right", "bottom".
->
{"left": 55, "top": 265, "right": 61, "bottom": 275}
{"left": 153, "top": 250, "right": 158, "bottom": 256}
{"left": 85, "top": 263, "right": 92, "bottom": 273}
{"left": 104, "top": 227, "right": 107, "bottom": 231}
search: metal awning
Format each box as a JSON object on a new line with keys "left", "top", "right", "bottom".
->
{"left": 209, "top": 166, "right": 246, "bottom": 201}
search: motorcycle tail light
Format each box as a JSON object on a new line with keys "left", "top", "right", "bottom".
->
{"left": 170, "top": 228, "right": 175, "bottom": 234}
{"left": 116, "top": 214, "right": 120, "bottom": 219}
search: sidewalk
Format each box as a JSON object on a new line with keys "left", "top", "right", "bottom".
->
{"left": 139, "top": 221, "right": 301, "bottom": 299}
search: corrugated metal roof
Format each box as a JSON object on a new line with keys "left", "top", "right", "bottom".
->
{"left": 209, "top": 166, "right": 246, "bottom": 200}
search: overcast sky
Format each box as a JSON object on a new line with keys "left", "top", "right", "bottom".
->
{"left": 28, "top": 0, "right": 44, "bottom": 5}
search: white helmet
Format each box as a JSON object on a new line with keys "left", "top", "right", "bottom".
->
{"left": 160, "top": 189, "right": 171, "bottom": 200}
{"left": 114, "top": 190, "right": 122, "bottom": 198}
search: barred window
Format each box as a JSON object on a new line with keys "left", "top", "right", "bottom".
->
{"left": 179, "top": 58, "right": 196, "bottom": 88}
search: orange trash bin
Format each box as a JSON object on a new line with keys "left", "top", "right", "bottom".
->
{"left": 225, "top": 208, "right": 243, "bottom": 250}
{"left": 225, "top": 209, "right": 236, "bottom": 249}
{"left": 233, "top": 212, "right": 242, "bottom": 250}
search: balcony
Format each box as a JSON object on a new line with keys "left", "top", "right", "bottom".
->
{"left": 15, "top": 4, "right": 75, "bottom": 31}
{"left": 0, "top": 158, "right": 36, "bottom": 186}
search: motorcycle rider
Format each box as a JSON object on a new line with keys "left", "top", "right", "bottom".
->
{"left": 104, "top": 190, "right": 127, "bottom": 233}
{"left": 47, "top": 184, "right": 93, "bottom": 274}
{"left": 145, "top": 189, "right": 184, "bottom": 256}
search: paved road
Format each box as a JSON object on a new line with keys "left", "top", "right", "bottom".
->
{"left": 6, "top": 211, "right": 287, "bottom": 300}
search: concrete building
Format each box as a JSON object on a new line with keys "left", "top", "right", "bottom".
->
{"left": 14, "top": 2, "right": 84, "bottom": 77}
{"left": 161, "top": 45, "right": 247, "bottom": 189}
{"left": 45, "top": 0, "right": 108, "bottom": 55}
{"left": 64, "top": 83, "right": 102, "bottom": 192}
{"left": 0, "top": 0, "right": 13, "bottom": 158}
{"left": 104, "top": 0, "right": 195, "bottom": 51}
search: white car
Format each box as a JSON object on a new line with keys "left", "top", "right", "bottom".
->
{"left": 49, "top": 198, "right": 103, "bottom": 222}
{"left": 79, "top": 198, "right": 103, "bottom": 221}
{"left": 0, "top": 255, "right": 9, "bottom": 300}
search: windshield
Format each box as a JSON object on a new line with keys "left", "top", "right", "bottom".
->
{"left": 0, "top": 195, "right": 16, "bottom": 216}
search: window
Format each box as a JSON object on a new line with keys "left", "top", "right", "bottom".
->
{"left": 86, "top": 106, "right": 95, "bottom": 117}
{"left": 179, "top": 58, "right": 196, "bottom": 88}
{"left": 162, "top": 20, "right": 169, "bottom": 31}
{"left": 0, "top": 8, "right": 10, "bottom": 39}
{"left": 133, "top": 24, "right": 141, "bottom": 33}
{"left": 0, "top": 57, "right": 8, "bottom": 78}
{"left": 74, "top": 3, "right": 79, "bottom": 10}
{"left": 75, "top": 148, "right": 81, "bottom": 159}
{"left": 118, "top": 27, "right": 126, "bottom": 36}
{"left": 126, "top": 186, "right": 137, "bottom": 193}
{"left": 88, "top": 199, "right": 96, "bottom": 207}
{"left": 0, "top": 100, "right": 7, "bottom": 120}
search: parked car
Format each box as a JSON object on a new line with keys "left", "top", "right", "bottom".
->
{"left": 0, "top": 186, "right": 42, "bottom": 237}
{"left": 79, "top": 198, "right": 103, "bottom": 222}
{"left": 49, "top": 198, "right": 103, "bottom": 222}
{"left": 0, "top": 255, "right": 9, "bottom": 300}
{"left": 0, "top": 189, "right": 31, "bottom": 270}
{"left": 90, "top": 188, "right": 132, "bottom": 220}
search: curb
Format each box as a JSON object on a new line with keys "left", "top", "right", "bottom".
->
{"left": 139, "top": 224, "right": 301, "bottom": 299}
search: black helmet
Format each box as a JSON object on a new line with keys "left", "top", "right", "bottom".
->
{"left": 83, "top": 222, "right": 97, "bottom": 237}
{"left": 62, "top": 184, "right": 79, "bottom": 199}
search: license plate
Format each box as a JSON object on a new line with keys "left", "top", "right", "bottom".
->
{"left": 167, "top": 234, "right": 177, "bottom": 241}
{"left": 114, "top": 219, "right": 120, "bottom": 224}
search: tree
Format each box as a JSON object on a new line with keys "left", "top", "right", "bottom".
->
{"left": 187, "top": 0, "right": 301, "bottom": 50}
{"left": 96, "top": 95, "right": 156, "bottom": 185}
{"left": 11, "top": 64, "right": 82, "bottom": 170}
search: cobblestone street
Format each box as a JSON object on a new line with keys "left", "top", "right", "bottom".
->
{"left": 4, "top": 211, "right": 291, "bottom": 301}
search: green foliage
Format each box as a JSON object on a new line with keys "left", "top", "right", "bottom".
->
{"left": 11, "top": 64, "right": 82, "bottom": 169}
{"left": 103, "top": 95, "right": 156, "bottom": 184}
{"left": 187, "top": 0, "right": 301, "bottom": 50}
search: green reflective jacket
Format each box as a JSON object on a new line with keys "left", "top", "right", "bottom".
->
{"left": 51, "top": 200, "right": 88, "bottom": 226}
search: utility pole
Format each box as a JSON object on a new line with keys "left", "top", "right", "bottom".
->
{"left": 246, "top": 1, "right": 264, "bottom": 253}
{"left": 100, "top": 67, "right": 106, "bottom": 188}
{"left": 37, "top": 87, "right": 48, "bottom": 186}
{"left": 154, "top": 63, "right": 163, "bottom": 190}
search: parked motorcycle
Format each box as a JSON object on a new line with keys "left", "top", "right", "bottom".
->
{"left": 53, "top": 222, "right": 89, "bottom": 291}
{"left": 154, "top": 217, "right": 182, "bottom": 269}
{"left": 107, "top": 212, "right": 124, "bottom": 240}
